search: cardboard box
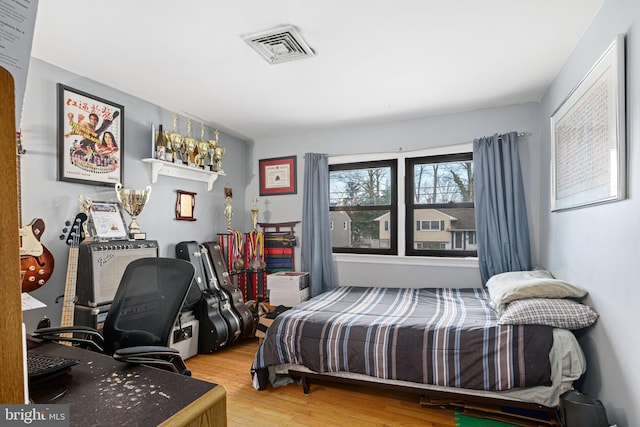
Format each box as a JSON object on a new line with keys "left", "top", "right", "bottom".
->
{"left": 269, "top": 287, "right": 310, "bottom": 307}
{"left": 267, "top": 272, "right": 309, "bottom": 292}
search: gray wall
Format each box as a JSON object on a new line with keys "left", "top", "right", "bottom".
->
{"left": 247, "top": 102, "right": 541, "bottom": 288}
{"left": 538, "top": 0, "right": 640, "bottom": 425}
{"left": 20, "top": 58, "right": 248, "bottom": 331}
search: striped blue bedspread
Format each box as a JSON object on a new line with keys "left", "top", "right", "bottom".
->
{"left": 252, "top": 286, "right": 554, "bottom": 391}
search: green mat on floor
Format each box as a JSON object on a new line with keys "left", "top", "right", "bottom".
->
{"left": 455, "top": 410, "right": 520, "bottom": 427}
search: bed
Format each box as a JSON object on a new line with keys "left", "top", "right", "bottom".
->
{"left": 251, "top": 271, "right": 597, "bottom": 413}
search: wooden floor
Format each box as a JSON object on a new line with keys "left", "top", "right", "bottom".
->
{"left": 186, "top": 337, "right": 457, "bottom": 427}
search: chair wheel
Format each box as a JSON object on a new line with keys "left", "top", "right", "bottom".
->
{"left": 182, "top": 368, "right": 192, "bottom": 376}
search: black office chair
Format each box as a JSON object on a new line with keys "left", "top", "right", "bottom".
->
{"left": 33, "top": 257, "right": 196, "bottom": 376}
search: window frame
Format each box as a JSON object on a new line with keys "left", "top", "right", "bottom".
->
{"left": 405, "top": 152, "right": 476, "bottom": 258}
{"left": 329, "top": 159, "right": 397, "bottom": 255}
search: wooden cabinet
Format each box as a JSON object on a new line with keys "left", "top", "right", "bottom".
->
{"left": 0, "top": 66, "right": 26, "bottom": 404}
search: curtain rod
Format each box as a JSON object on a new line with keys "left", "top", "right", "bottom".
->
{"left": 324, "top": 132, "right": 527, "bottom": 159}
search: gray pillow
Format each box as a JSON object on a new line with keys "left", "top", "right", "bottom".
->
{"left": 498, "top": 298, "right": 599, "bottom": 330}
{"left": 486, "top": 269, "right": 587, "bottom": 313}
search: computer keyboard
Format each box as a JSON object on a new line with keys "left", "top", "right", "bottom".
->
{"left": 27, "top": 352, "right": 80, "bottom": 382}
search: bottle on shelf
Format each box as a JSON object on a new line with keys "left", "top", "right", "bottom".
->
{"left": 155, "top": 124, "right": 167, "bottom": 161}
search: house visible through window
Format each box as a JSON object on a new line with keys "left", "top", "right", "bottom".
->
{"left": 406, "top": 152, "right": 476, "bottom": 257}
{"left": 329, "top": 150, "right": 475, "bottom": 258}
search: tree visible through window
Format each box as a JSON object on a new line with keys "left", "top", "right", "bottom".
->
{"left": 329, "top": 160, "right": 397, "bottom": 254}
{"left": 406, "top": 152, "right": 476, "bottom": 257}
{"left": 328, "top": 152, "right": 475, "bottom": 258}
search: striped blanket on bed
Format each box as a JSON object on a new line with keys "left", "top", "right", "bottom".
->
{"left": 252, "top": 286, "right": 553, "bottom": 391}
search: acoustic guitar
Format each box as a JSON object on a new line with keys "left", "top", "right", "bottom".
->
{"left": 17, "top": 131, "right": 55, "bottom": 292}
{"left": 60, "top": 213, "right": 87, "bottom": 331}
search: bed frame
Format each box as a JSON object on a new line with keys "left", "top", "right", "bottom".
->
{"left": 288, "top": 367, "right": 562, "bottom": 426}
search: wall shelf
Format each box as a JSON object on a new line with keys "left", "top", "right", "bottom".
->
{"left": 142, "top": 158, "right": 225, "bottom": 191}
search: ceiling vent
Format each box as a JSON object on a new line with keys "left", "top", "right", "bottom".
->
{"left": 242, "top": 24, "right": 316, "bottom": 64}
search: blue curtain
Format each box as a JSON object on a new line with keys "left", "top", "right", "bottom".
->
{"left": 473, "top": 132, "right": 531, "bottom": 284}
{"left": 301, "top": 153, "right": 338, "bottom": 297}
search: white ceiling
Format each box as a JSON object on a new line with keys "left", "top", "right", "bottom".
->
{"left": 31, "top": 0, "right": 604, "bottom": 141}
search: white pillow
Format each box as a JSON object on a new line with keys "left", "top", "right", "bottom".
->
{"left": 486, "top": 270, "right": 587, "bottom": 312}
{"left": 498, "top": 298, "right": 599, "bottom": 330}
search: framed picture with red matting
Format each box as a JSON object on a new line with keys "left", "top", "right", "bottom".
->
{"left": 259, "top": 155, "right": 297, "bottom": 196}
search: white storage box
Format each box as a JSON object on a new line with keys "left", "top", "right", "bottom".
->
{"left": 169, "top": 319, "right": 199, "bottom": 360}
{"left": 269, "top": 287, "right": 310, "bottom": 307}
{"left": 267, "top": 272, "right": 309, "bottom": 292}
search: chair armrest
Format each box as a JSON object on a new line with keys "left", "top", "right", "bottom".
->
{"left": 32, "top": 326, "right": 104, "bottom": 352}
{"left": 113, "top": 346, "right": 191, "bottom": 376}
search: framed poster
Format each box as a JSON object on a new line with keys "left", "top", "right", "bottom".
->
{"left": 550, "top": 34, "right": 626, "bottom": 211}
{"left": 259, "top": 155, "right": 297, "bottom": 195}
{"left": 57, "top": 84, "right": 124, "bottom": 186}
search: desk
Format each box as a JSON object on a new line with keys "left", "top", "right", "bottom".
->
{"left": 28, "top": 340, "right": 226, "bottom": 426}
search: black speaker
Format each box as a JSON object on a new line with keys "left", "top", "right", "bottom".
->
{"left": 76, "top": 240, "right": 158, "bottom": 306}
{"left": 560, "top": 391, "right": 610, "bottom": 427}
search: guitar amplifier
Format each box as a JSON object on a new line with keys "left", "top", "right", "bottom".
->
{"left": 76, "top": 240, "right": 158, "bottom": 307}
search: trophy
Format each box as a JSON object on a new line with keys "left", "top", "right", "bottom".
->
{"left": 167, "top": 112, "right": 184, "bottom": 163}
{"left": 213, "top": 146, "right": 225, "bottom": 172}
{"left": 209, "top": 129, "right": 225, "bottom": 172}
{"left": 197, "top": 123, "right": 210, "bottom": 169}
{"left": 115, "top": 183, "right": 152, "bottom": 240}
{"left": 224, "top": 187, "right": 234, "bottom": 230}
{"left": 184, "top": 118, "right": 198, "bottom": 167}
{"left": 250, "top": 197, "right": 259, "bottom": 230}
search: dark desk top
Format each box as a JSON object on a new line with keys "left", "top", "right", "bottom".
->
{"left": 28, "top": 339, "right": 220, "bottom": 426}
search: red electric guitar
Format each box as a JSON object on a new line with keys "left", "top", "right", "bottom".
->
{"left": 18, "top": 131, "right": 55, "bottom": 292}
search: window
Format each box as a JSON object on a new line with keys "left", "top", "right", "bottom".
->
{"left": 406, "top": 152, "right": 476, "bottom": 257}
{"left": 329, "top": 160, "right": 397, "bottom": 255}
{"left": 328, "top": 150, "right": 475, "bottom": 258}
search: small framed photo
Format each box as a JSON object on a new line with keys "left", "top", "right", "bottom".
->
{"left": 176, "top": 190, "right": 197, "bottom": 221}
{"left": 88, "top": 201, "right": 128, "bottom": 240}
{"left": 550, "top": 34, "right": 626, "bottom": 211}
{"left": 259, "top": 155, "right": 297, "bottom": 196}
{"left": 57, "top": 84, "right": 124, "bottom": 187}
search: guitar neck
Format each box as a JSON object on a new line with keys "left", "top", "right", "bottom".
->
{"left": 61, "top": 247, "right": 79, "bottom": 328}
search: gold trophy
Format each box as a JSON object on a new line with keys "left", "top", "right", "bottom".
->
{"left": 224, "top": 187, "right": 234, "bottom": 230}
{"left": 209, "top": 129, "right": 225, "bottom": 172}
{"left": 167, "top": 113, "right": 184, "bottom": 163}
{"left": 213, "top": 145, "right": 225, "bottom": 172}
{"left": 197, "top": 123, "right": 210, "bottom": 169}
{"left": 184, "top": 118, "right": 198, "bottom": 167}
{"left": 251, "top": 197, "right": 259, "bottom": 230}
{"left": 115, "top": 183, "right": 152, "bottom": 240}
